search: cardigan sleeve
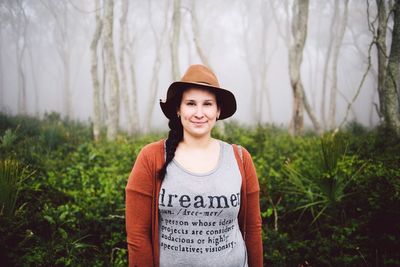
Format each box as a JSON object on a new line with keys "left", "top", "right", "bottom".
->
{"left": 242, "top": 147, "right": 263, "bottom": 267}
{"left": 125, "top": 146, "right": 155, "bottom": 267}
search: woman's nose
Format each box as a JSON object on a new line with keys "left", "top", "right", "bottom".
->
{"left": 194, "top": 107, "right": 204, "bottom": 118}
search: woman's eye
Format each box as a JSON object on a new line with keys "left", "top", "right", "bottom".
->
{"left": 187, "top": 102, "right": 195, "bottom": 106}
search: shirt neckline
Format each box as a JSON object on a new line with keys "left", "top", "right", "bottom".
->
{"left": 172, "top": 140, "right": 224, "bottom": 177}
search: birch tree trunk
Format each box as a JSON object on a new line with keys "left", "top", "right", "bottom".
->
{"left": 320, "top": 0, "right": 338, "bottom": 130}
{"left": 0, "top": 29, "right": 4, "bottom": 109}
{"left": 9, "top": 1, "right": 28, "bottom": 115}
{"left": 42, "top": 1, "right": 72, "bottom": 118}
{"left": 375, "top": 0, "right": 388, "bottom": 120}
{"left": 190, "top": 0, "right": 210, "bottom": 68}
{"left": 381, "top": 0, "right": 400, "bottom": 137}
{"left": 144, "top": 1, "right": 169, "bottom": 133}
{"left": 119, "top": 0, "right": 136, "bottom": 135}
{"left": 16, "top": 38, "right": 27, "bottom": 115}
{"left": 171, "top": 0, "right": 181, "bottom": 80}
{"left": 90, "top": 0, "right": 103, "bottom": 141}
{"left": 104, "top": 0, "right": 120, "bottom": 140}
{"left": 328, "top": 0, "right": 349, "bottom": 130}
{"left": 288, "top": 0, "right": 308, "bottom": 135}
{"left": 27, "top": 43, "right": 39, "bottom": 116}
{"left": 260, "top": 0, "right": 273, "bottom": 122}
{"left": 126, "top": 42, "right": 139, "bottom": 134}
{"left": 288, "top": 0, "right": 321, "bottom": 135}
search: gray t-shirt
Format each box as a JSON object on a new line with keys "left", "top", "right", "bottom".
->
{"left": 159, "top": 141, "right": 248, "bottom": 267}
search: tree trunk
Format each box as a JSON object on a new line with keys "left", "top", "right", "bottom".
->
{"left": 16, "top": 39, "right": 27, "bottom": 115}
{"left": 190, "top": 0, "right": 210, "bottom": 68}
{"left": 27, "top": 44, "right": 39, "bottom": 116}
{"left": 328, "top": 0, "right": 349, "bottom": 130}
{"left": 0, "top": 29, "right": 4, "bottom": 109}
{"left": 288, "top": 0, "right": 321, "bottom": 135}
{"left": 320, "top": 0, "right": 339, "bottom": 130}
{"left": 91, "top": 0, "right": 103, "bottom": 141}
{"left": 260, "top": 0, "right": 273, "bottom": 122}
{"left": 43, "top": 1, "right": 72, "bottom": 118}
{"left": 171, "top": 0, "right": 181, "bottom": 80}
{"left": 119, "top": 0, "right": 136, "bottom": 135}
{"left": 381, "top": 0, "right": 400, "bottom": 137}
{"left": 376, "top": 0, "right": 388, "bottom": 120}
{"left": 126, "top": 40, "right": 139, "bottom": 134}
{"left": 143, "top": 1, "right": 169, "bottom": 133}
{"left": 288, "top": 0, "right": 308, "bottom": 135}
{"left": 104, "top": 0, "right": 120, "bottom": 140}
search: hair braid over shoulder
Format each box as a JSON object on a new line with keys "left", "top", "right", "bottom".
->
{"left": 158, "top": 117, "right": 183, "bottom": 180}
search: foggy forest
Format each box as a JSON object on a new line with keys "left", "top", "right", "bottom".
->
{"left": 0, "top": 0, "right": 399, "bottom": 266}
{"left": 1, "top": 0, "right": 399, "bottom": 138}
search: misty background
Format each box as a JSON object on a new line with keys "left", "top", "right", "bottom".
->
{"left": 0, "top": 0, "right": 383, "bottom": 135}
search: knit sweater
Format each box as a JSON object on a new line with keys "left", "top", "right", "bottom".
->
{"left": 125, "top": 139, "right": 263, "bottom": 267}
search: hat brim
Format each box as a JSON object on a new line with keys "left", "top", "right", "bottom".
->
{"left": 160, "top": 81, "right": 237, "bottom": 120}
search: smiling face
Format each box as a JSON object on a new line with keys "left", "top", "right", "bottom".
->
{"left": 177, "top": 88, "right": 221, "bottom": 139}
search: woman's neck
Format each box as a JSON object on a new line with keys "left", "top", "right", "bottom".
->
{"left": 181, "top": 134, "right": 215, "bottom": 149}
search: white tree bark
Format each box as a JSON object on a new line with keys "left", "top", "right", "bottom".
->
{"left": 288, "top": 0, "right": 321, "bottom": 135}
{"left": 90, "top": 0, "right": 103, "bottom": 141}
{"left": 119, "top": 0, "right": 137, "bottom": 135}
{"left": 328, "top": 0, "right": 349, "bottom": 130}
{"left": 104, "top": 0, "right": 120, "bottom": 140}
{"left": 190, "top": 0, "right": 210, "bottom": 68}
{"left": 171, "top": 0, "right": 181, "bottom": 81}
{"left": 320, "top": 0, "right": 339, "bottom": 130}
{"left": 288, "top": 0, "right": 307, "bottom": 135}
{"left": 381, "top": 0, "right": 400, "bottom": 137}
{"left": 42, "top": 1, "right": 72, "bottom": 118}
{"left": 0, "top": 28, "right": 4, "bottom": 110}
{"left": 375, "top": 0, "right": 388, "bottom": 120}
{"left": 144, "top": 0, "right": 169, "bottom": 133}
{"left": 7, "top": 1, "right": 28, "bottom": 115}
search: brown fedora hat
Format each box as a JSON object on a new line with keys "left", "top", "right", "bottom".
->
{"left": 160, "top": 64, "right": 237, "bottom": 120}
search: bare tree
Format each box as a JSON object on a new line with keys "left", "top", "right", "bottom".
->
{"left": 320, "top": 1, "right": 339, "bottom": 130}
{"left": 375, "top": 0, "right": 388, "bottom": 120}
{"left": 27, "top": 40, "right": 39, "bottom": 116}
{"left": 379, "top": 0, "right": 400, "bottom": 136}
{"left": 119, "top": 0, "right": 138, "bottom": 135}
{"left": 41, "top": 1, "right": 73, "bottom": 118}
{"left": 259, "top": 0, "right": 273, "bottom": 123}
{"left": 171, "top": 0, "right": 181, "bottom": 80}
{"left": 103, "top": 0, "right": 120, "bottom": 140}
{"left": 328, "top": 0, "right": 350, "bottom": 130}
{"left": 143, "top": 0, "right": 169, "bottom": 133}
{"left": 90, "top": 0, "right": 103, "bottom": 141}
{"left": 190, "top": 0, "right": 210, "bottom": 68}
{"left": 0, "top": 28, "right": 4, "bottom": 109}
{"left": 288, "top": 0, "right": 321, "bottom": 135}
{"left": 4, "top": 0, "right": 28, "bottom": 115}
{"left": 126, "top": 37, "right": 140, "bottom": 135}
{"left": 240, "top": 1, "right": 263, "bottom": 124}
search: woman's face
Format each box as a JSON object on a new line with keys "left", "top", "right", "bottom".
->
{"left": 178, "top": 88, "right": 221, "bottom": 139}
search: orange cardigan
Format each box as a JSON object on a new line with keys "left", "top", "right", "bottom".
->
{"left": 125, "top": 139, "right": 263, "bottom": 267}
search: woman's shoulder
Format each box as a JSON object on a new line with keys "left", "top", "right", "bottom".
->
{"left": 140, "top": 139, "right": 165, "bottom": 155}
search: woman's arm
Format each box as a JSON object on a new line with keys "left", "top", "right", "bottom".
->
{"left": 125, "top": 147, "right": 155, "bottom": 267}
{"left": 243, "top": 148, "right": 263, "bottom": 267}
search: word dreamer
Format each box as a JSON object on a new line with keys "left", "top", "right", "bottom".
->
{"left": 159, "top": 189, "right": 241, "bottom": 209}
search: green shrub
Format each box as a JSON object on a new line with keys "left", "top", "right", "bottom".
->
{"left": 0, "top": 114, "right": 399, "bottom": 266}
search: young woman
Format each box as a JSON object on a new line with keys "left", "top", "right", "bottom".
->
{"left": 125, "top": 64, "right": 263, "bottom": 267}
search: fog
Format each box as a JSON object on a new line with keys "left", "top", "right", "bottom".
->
{"left": 0, "top": 0, "right": 382, "bottom": 132}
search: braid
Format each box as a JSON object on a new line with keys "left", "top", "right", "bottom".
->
{"left": 158, "top": 116, "right": 183, "bottom": 180}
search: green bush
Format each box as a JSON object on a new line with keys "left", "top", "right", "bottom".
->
{"left": 0, "top": 112, "right": 399, "bottom": 266}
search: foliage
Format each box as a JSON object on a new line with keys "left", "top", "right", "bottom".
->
{"left": 0, "top": 113, "right": 399, "bottom": 266}
{"left": 0, "top": 159, "right": 33, "bottom": 217}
